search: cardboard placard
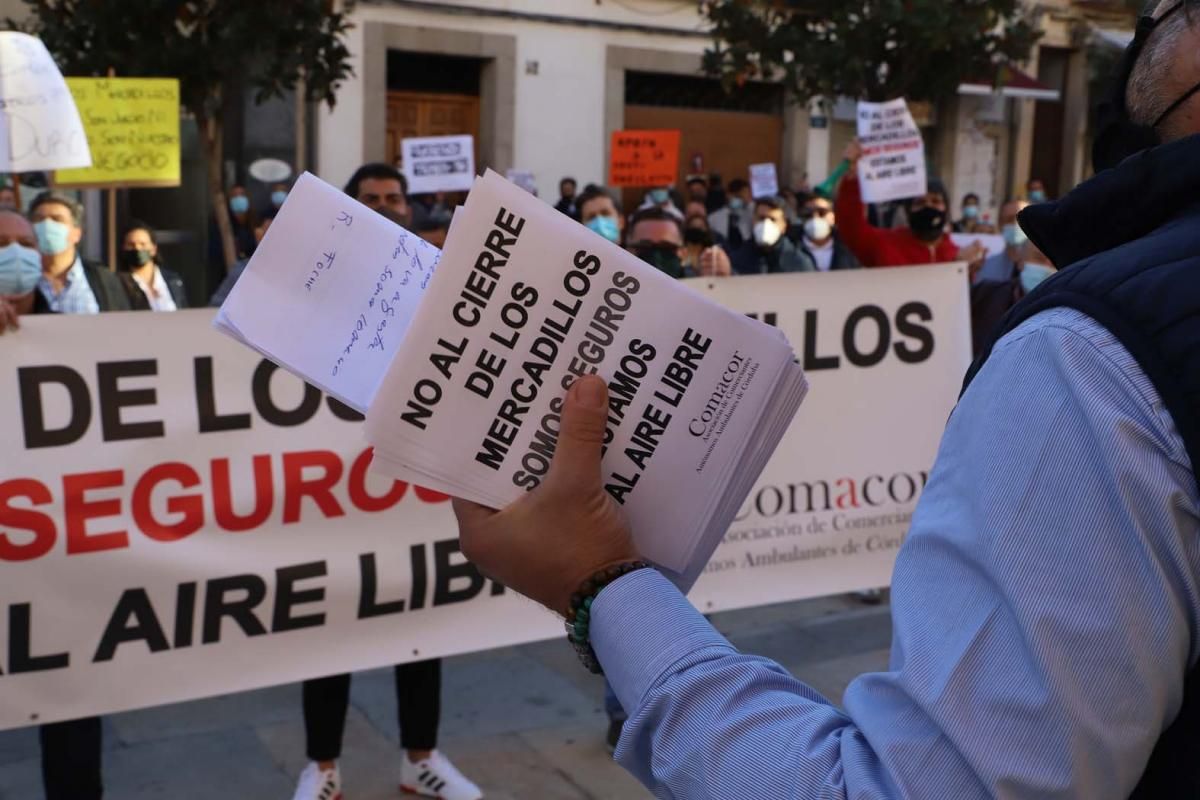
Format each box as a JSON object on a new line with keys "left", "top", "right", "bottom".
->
{"left": 609, "top": 129, "right": 681, "bottom": 188}
{"left": 856, "top": 98, "right": 927, "bottom": 204}
{"left": 401, "top": 135, "right": 475, "bottom": 195}
{"left": 0, "top": 33, "right": 92, "bottom": 173}
{"left": 750, "top": 163, "right": 780, "bottom": 199}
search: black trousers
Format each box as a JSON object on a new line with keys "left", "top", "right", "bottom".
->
{"left": 39, "top": 717, "right": 103, "bottom": 800}
{"left": 303, "top": 659, "right": 440, "bottom": 761}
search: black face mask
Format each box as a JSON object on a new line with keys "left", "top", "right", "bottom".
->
{"left": 908, "top": 206, "right": 946, "bottom": 241}
{"left": 683, "top": 227, "right": 713, "bottom": 247}
{"left": 1093, "top": 1, "right": 1200, "bottom": 172}
{"left": 632, "top": 243, "right": 684, "bottom": 279}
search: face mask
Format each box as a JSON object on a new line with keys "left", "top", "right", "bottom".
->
{"left": 1092, "top": 0, "right": 1200, "bottom": 172}
{"left": 585, "top": 215, "right": 620, "bottom": 243}
{"left": 229, "top": 195, "right": 250, "bottom": 215}
{"left": 753, "top": 218, "right": 783, "bottom": 248}
{"left": 120, "top": 248, "right": 153, "bottom": 270}
{"left": 271, "top": 190, "right": 288, "bottom": 207}
{"left": 803, "top": 216, "right": 832, "bottom": 242}
{"left": 1027, "top": 190, "right": 1046, "bottom": 204}
{"left": 728, "top": 197, "right": 745, "bottom": 212}
{"left": 962, "top": 205, "right": 979, "bottom": 220}
{"left": 633, "top": 245, "right": 683, "bottom": 279}
{"left": 1020, "top": 263, "right": 1055, "bottom": 293}
{"left": 908, "top": 206, "right": 946, "bottom": 241}
{"left": 683, "top": 227, "right": 712, "bottom": 247}
{"left": 33, "top": 219, "right": 71, "bottom": 256}
{"left": 1002, "top": 223, "right": 1028, "bottom": 249}
{"left": 0, "top": 241, "right": 43, "bottom": 294}
{"left": 649, "top": 189, "right": 670, "bottom": 205}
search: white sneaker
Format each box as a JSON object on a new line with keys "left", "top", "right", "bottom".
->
{"left": 292, "top": 762, "right": 342, "bottom": 800}
{"left": 400, "top": 750, "right": 482, "bottom": 800}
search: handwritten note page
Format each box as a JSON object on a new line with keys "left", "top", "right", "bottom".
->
{"left": 0, "top": 32, "right": 92, "bottom": 172}
{"left": 214, "top": 171, "right": 440, "bottom": 413}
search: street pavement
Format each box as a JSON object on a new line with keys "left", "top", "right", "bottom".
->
{"left": 0, "top": 593, "right": 891, "bottom": 799}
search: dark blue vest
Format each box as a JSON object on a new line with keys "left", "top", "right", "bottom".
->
{"left": 964, "top": 134, "right": 1200, "bottom": 796}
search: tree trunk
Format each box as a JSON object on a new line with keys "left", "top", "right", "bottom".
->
{"left": 295, "top": 69, "right": 307, "bottom": 174}
{"left": 200, "top": 109, "right": 237, "bottom": 273}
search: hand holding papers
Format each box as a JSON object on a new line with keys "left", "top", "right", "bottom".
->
{"left": 216, "top": 170, "right": 807, "bottom": 590}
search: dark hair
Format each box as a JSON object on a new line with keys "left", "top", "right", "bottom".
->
{"left": 29, "top": 191, "right": 84, "bottom": 227}
{"left": 728, "top": 178, "right": 749, "bottom": 194}
{"left": 686, "top": 175, "right": 708, "bottom": 188}
{"left": 343, "top": 163, "right": 408, "bottom": 199}
{"left": 576, "top": 184, "right": 622, "bottom": 217}
{"left": 754, "top": 196, "right": 784, "bottom": 213}
{"left": 122, "top": 219, "right": 158, "bottom": 246}
{"left": 560, "top": 176, "right": 577, "bottom": 188}
{"left": 626, "top": 207, "right": 684, "bottom": 242}
{"left": 963, "top": 192, "right": 980, "bottom": 204}
{"left": 914, "top": 177, "right": 949, "bottom": 210}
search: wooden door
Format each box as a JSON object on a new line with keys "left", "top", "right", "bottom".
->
{"left": 387, "top": 91, "right": 481, "bottom": 166}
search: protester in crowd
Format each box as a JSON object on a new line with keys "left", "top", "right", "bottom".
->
{"left": 704, "top": 172, "right": 726, "bottom": 213}
{"left": 684, "top": 200, "right": 726, "bottom": 248}
{"left": 793, "top": 192, "right": 860, "bottom": 271}
{"left": 576, "top": 184, "right": 624, "bottom": 244}
{"left": 289, "top": 163, "right": 483, "bottom": 800}
{"left": 779, "top": 188, "right": 801, "bottom": 224}
{"left": 1027, "top": 177, "right": 1049, "bottom": 203}
{"left": 953, "top": 192, "right": 996, "bottom": 234}
{"left": 120, "top": 221, "right": 188, "bottom": 310}
{"left": 639, "top": 186, "right": 683, "bottom": 219}
{"left": 451, "top": 4, "right": 1200, "bottom": 796}
{"left": 30, "top": 191, "right": 145, "bottom": 313}
{"left": 208, "top": 212, "right": 274, "bottom": 306}
{"left": 622, "top": 206, "right": 728, "bottom": 278}
{"left": 8, "top": 202, "right": 147, "bottom": 798}
{"left": 0, "top": 209, "right": 45, "bottom": 332}
{"left": 268, "top": 182, "right": 289, "bottom": 213}
{"left": 707, "top": 177, "right": 752, "bottom": 250}
{"left": 680, "top": 202, "right": 731, "bottom": 276}
{"left": 225, "top": 184, "right": 258, "bottom": 258}
{"left": 970, "top": 238, "right": 1056, "bottom": 355}
{"left": 554, "top": 176, "right": 578, "bottom": 220}
{"left": 685, "top": 175, "right": 709, "bottom": 207}
{"left": 974, "top": 199, "right": 1030, "bottom": 284}
{"left": 416, "top": 216, "right": 450, "bottom": 250}
{"left": 730, "top": 197, "right": 813, "bottom": 274}
{"left": 0, "top": 184, "right": 17, "bottom": 211}
{"left": 836, "top": 140, "right": 985, "bottom": 269}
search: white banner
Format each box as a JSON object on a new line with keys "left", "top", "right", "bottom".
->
{"left": 401, "top": 135, "right": 475, "bottom": 195}
{"left": 856, "top": 98, "right": 927, "bottom": 204}
{"left": 749, "top": 163, "right": 779, "bottom": 199}
{"left": 0, "top": 265, "right": 969, "bottom": 728}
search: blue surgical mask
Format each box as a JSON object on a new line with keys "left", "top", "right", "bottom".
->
{"left": 586, "top": 215, "right": 621, "bottom": 243}
{"left": 729, "top": 197, "right": 746, "bottom": 212}
{"left": 1028, "top": 190, "right": 1047, "bottom": 203}
{"left": 1002, "top": 223, "right": 1028, "bottom": 249}
{"left": 33, "top": 219, "right": 71, "bottom": 256}
{"left": 962, "top": 205, "right": 979, "bottom": 220}
{"left": 1020, "top": 263, "right": 1054, "bottom": 293}
{"left": 0, "top": 241, "right": 42, "bottom": 293}
{"left": 649, "top": 189, "right": 670, "bottom": 205}
{"left": 270, "top": 190, "right": 288, "bottom": 207}
{"left": 229, "top": 195, "right": 250, "bottom": 215}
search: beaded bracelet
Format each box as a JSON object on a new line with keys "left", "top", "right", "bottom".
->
{"left": 565, "top": 560, "right": 651, "bottom": 674}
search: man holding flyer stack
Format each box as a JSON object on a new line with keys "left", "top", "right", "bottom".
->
{"left": 450, "top": 5, "right": 1200, "bottom": 793}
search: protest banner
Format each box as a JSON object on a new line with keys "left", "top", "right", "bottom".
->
{"left": 0, "top": 32, "right": 92, "bottom": 174}
{"left": 749, "top": 163, "right": 779, "bottom": 199}
{"left": 504, "top": 169, "right": 537, "bottom": 195}
{"left": 54, "top": 78, "right": 181, "bottom": 188}
{"left": 401, "top": 135, "right": 475, "bottom": 194}
{"left": 856, "top": 99, "right": 927, "bottom": 204}
{"left": 951, "top": 232, "right": 1006, "bottom": 260}
{"left": 609, "top": 129, "right": 680, "bottom": 188}
{"left": 0, "top": 264, "right": 968, "bottom": 728}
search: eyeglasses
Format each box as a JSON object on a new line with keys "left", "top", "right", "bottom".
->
{"left": 630, "top": 242, "right": 680, "bottom": 258}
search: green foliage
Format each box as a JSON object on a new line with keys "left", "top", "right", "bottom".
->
{"left": 14, "top": 0, "right": 355, "bottom": 123}
{"left": 701, "top": 0, "right": 1042, "bottom": 104}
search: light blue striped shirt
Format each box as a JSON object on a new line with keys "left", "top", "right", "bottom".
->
{"left": 36, "top": 256, "right": 99, "bottom": 314}
{"left": 592, "top": 308, "right": 1200, "bottom": 799}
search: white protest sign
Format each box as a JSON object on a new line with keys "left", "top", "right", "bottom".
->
{"left": 749, "top": 162, "right": 779, "bottom": 199}
{"left": 950, "top": 232, "right": 1005, "bottom": 260}
{"left": 0, "top": 263, "right": 969, "bottom": 728}
{"left": 505, "top": 168, "right": 537, "bottom": 195}
{"left": 0, "top": 32, "right": 91, "bottom": 172}
{"left": 856, "top": 98, "right": 926, "bottom": 204}
{"left": 401, "top": 134, "right": 475, "bottom": 195}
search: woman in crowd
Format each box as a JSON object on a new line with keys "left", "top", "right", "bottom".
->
{"left": 120, "top": 221, "right": 188, "bottom": 310}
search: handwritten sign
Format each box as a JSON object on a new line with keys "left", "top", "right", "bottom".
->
{"left": 401, "top": 134, "right": 475, "bottom": 195}
{"left": 55, "top": 78, "right": 180, "bottom": 188}
{"left": 214, "top": 172, "right": 440, "bottom": 413}
{"left": 749, "top": 162, "right": 779, "bottom": 199}
{"left": 856, "top": 98, "right": 927, "bottom": 204}
{"left": 0, "top": 32, "right": 91, "bottom": 173}
{"left": 609, "top": 129, "right": 680, "bottom": 188}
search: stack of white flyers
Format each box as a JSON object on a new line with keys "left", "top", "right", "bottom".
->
{"left": 215, "top": 170, "right": 808, "bottom": 589}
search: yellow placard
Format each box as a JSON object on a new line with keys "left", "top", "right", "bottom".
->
{"left": 55, "top": 77, "right": 181, "bottom": 188}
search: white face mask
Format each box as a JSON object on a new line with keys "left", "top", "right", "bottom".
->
{"left": 1020, "top": 263, "right": 1055, "bottom": 293}
{"left": 803, "top": 216, "right": 832, "bottom": 243}
{"left": 0, "top": 241, "right": 43, "bottom": 294}
{"left": 753, "top": 218, "right": 783, "bottom": 247}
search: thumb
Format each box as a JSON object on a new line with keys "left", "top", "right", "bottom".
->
{"left": 547, "top": 375, "right": 609, "bottom": 489}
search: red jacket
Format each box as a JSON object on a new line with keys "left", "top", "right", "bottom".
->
{"left": 835, "top": 174, "right": 960, "bottom": 267}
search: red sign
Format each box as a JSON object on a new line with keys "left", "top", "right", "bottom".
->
{"left": 610, "top": 129, "right": 681, "bottom": 188}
